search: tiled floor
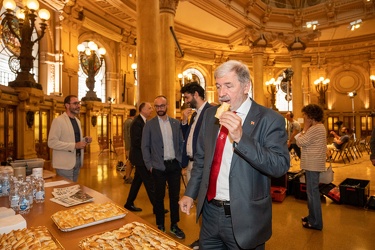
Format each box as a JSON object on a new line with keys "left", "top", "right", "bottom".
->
{"left": 76, "top": 147, "right": 375, "bottom": 249}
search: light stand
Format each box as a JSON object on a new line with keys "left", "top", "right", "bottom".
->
{"left": 2, "top": 0, "right": 50, "bottom": 89}
{"left": 98, "top": 97, "right": 117, "bottom": 156}
{"left": 348, "top": 91, "right": 357, "bottom": 140}
{"left": 77, "top": 41, "right": 106, "bottom": 102}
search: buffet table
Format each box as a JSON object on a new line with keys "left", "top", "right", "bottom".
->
{"left": 0, "top": 176, "right": 183, "bottom": 249}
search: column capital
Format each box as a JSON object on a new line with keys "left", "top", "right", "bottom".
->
{"left": 160, "top": 0, "right": 179, "bottom": 14}
{"left": 252, "top": 46, "right": 265, "bottom": 55}
{"left": 290, "top": 49, "right": 305, "bottom": 57}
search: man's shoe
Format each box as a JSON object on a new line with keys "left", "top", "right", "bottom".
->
{"left": 124, "top": 204, "right": 142, "bottom": 212}
{"left": 157, "top": 225, "right": 165, "bottom": 232}
{"left": 190, "top": 239, "right": 199, "bottom": 249}
{"left": 170, "top": 224, "right": 185, "bottom": 239}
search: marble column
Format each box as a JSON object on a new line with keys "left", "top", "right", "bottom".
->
{"left": 160, "top": 0, "right": 179, "bottom": 117}
{"left": 252, "top": 47, "right": 266, "bottom": 106}
{"left": 290, "top": 50, "right": 304, "bottom": 119}
{"left": 136, "top": 0, "right": 162, "bottom": 104}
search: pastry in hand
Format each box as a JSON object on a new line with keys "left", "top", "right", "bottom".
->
{"left": 215, "top": 102, "right": 230, "bottom": 119}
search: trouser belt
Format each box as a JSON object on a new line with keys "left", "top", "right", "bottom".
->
{"left": 210, "top": 199, "right": 231, "bottom": 216}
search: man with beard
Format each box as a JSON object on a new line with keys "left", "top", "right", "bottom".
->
{"left": 142, "top": 95, "right": 185, "bottom": 239}
{"left": 180, "top": 82, "right": 211, "bottom": 249}
{"left": 180, "top": 82, "right": 212, "bottom": 183}
{"left": 48, "top": 95, "right": 92, "bottom": 182}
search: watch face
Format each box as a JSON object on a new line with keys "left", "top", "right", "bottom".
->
{"left": 1, "top": 16, "right": 21, "bottom": 57}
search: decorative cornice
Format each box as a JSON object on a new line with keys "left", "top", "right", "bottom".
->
{"left": 82, "top": 17, "right": 123, "bottom": 42}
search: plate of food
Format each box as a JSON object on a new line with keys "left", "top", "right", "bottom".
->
{"left": 51, "top": 202, "right": 127, "bottom": 232}
{"left": 0, "top": 226, "right": 64, "bottom": 249}
{"left": 79, "top": 222, "right": 191, "bottom": 250}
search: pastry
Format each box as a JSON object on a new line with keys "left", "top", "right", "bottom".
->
{"left": 215, "top": 102, "right": 230, "bottom": 119}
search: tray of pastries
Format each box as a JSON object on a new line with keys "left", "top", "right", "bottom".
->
{"left": 79, "top": 221, "right": 191, "bottom": 250}
{"left": 0, "top": 226, "right": 64, "bottom": 249}
{"left": 51, "top": 202, "right": 127, "bottom": 232}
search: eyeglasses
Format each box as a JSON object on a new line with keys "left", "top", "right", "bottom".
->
{"left": 69, "top": 102, "right": 81, "bottom": 105}
{"left": 154, "top": 104, "right": 166, "bottom": 109}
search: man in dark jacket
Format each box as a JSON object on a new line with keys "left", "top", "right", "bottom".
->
{"left": 180, "top": 82, "right": 212, "bottom": 182}
{"left": 124, "top": 102, "right": 154, "bottom": 212}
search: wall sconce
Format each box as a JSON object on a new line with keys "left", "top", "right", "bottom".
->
{"left": 3, "top": 0, "right": 50, "bottom": 89}
{"left": 349, "top": 19, "right": 362, "bottom": 31}
{"left": 77, "top": 41, "right": 106, "bottom": 101}
{"left": 178, "top": 73, "right": 183, "bottom": 87}
{"left": 348, "top": 91, "right": 357, "bottom": 98}
{"left": 314, "top": 77, "right": 330, "bottom": 107}
{"left": 265, "top": 78, "right": 279, "bottom": 110}
{"left": 91, "top": 115, "right": 97, "bottom": 127}
{"left": 348, "top": 91, "right": 357, "bottom": 134}
{"left": 107, "top": 97, "right": 115, "bottom": 104}
{"left": 306, "top": 20, "right": 319, "bottom": 30}
{"left": 26, "top": 111, "right": 35, "bottom": 128}
{"left": 131, "top": 63, "right": 137, "bottom": 80}
{"left": 370, "top": 75, "right": 375, "bottom": 88}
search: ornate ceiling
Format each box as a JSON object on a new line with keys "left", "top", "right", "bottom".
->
{"left": 51, "top": 0, "right": 375, "bottom": 64}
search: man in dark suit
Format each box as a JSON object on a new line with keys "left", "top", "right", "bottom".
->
{"left": 179, "top": 60, "right": 290, "bottom": 249}
{"left": 142, "top": 95, "right": 185, "bottom": 239}
{"left": 180, "top": 82, "right": 211, "bottom": 249}
{"left": 180, "top": 82, "right": 212, "bottom": 182}
{"left": 124, "top": 102, "right": 154, "bottom": 212}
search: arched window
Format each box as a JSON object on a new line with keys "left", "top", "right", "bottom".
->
{"left": 181, "top": 68, "right": 205, "bottom": 89}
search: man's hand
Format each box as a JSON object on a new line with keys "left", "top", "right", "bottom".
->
{"left": 179, "top": 196, "right": 194, "bottom": 215}
{"left": 220, "top": 111, "right": 242, "bottom": 143}
{"left": 75, "top": 141, "right": 87, "bottom": 149}
{"left": 182, "top": 108, "right": 194, "bottom": 124}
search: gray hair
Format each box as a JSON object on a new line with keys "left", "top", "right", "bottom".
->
{"left": 214, "top": 60, "right": 252, "bottom": 87}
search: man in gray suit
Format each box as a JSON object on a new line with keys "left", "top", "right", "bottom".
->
{"left": 142, "top": 95, "right": 185, "bottom": 239}
{"left": 179, "top": 60, "right": 290, "bottom": 249}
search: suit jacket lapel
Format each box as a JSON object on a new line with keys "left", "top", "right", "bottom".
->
{"left": 210, "top": 107, "right": 221, "bottom": 151}
{"left": 230, "top": 100, "right": 261, "bottom": 169}
{"left": 152, "top": 116, "right": 163, "bottom": 143}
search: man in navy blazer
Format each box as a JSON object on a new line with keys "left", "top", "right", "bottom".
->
{"left": 179, "top": 60, "right": 290, "bottom": 249}
{"left": 180, "top": 82, "right": 212, "bottom": 181}
{"left": 142, "top": 95, "right": 185, "bottom": 239}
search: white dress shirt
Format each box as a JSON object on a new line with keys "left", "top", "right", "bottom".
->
{"left": 215, "top": 98, "right": 252, "bottom": 201}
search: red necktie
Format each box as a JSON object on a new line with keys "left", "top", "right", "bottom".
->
{"left": 207, "top": 125, "right": 228, "bottom": 201}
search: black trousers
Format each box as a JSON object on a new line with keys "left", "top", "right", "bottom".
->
{"left": 152, "top": 159, "right": 181, "bottom": 227}
{"left": 125, "top": 165, "right": 155, "bottom": 208}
